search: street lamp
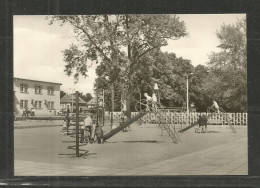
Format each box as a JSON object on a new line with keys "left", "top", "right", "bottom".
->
{"left": 69, "top": 87, "right": 75, "bottom": 113}
{"left": 186, "top": 73, "right": 193, "bottom": 114}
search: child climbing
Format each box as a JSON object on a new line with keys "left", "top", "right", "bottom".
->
{"left": 212, "top": 100, "right": 220, "bottom": 113}
{"left": 144, "top": 92, "right": 157, "bottom": 111}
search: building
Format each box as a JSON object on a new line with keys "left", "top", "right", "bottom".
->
{"left": 14, "top": 77, "right": 62, "bottom": 116}
{"left": 86, "top": 98, "right": 97, "bottom": 109}
{"left": 87, "top": 97, "right": 104, "bottom": 109}
{"left": 60, "top": 94, "right": 87, "bottom": 113}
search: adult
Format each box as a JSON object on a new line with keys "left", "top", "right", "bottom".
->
{"left": 22, "top": 107, "right": 27, "bottom": 117}
{"left": 82, "top": 113, "right": 93, "bottom": 143}
{"left": 65, "top": 113, "right": 70, "bottom": 135}
{"left": 84, "top": 113, "right": 95, "bottom": 143}
{"left": 31, "top": 108, "right": 35, "bottom": 116}
{"left": 212, "top": 100, "right": 220, "bottom": 113}
{"left": 25, "top": 107, "right": 29, "bottom": 117}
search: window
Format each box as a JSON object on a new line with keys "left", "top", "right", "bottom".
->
{"left": 48, "top": 101, "right": 54, "bottom": 109}
{"left": 34, "top": 101, "right": 42, "bottom": 109}
{"left": 20, "top": 100, "right": 24, "bottom": 108}
{"left": 35, "top": 85, "right": 42, "bottom": 94}
{"left": 24, "top": 100, "right": 28, "bottom": 108}
{"left": 20, "top": 100, "right": 28, "bottom": 108}
{"left": 20, "top": 84, "right": 28, "bottom": 93}
{"left": 47, "top": 87, "right": 54, "bottom": 95}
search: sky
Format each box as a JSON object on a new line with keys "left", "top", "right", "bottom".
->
{"left": 14, "top": 14, "right": 245, "bottom": 95}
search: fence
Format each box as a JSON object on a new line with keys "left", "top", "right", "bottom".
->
{"left": 109, "top": 112, "right": 248, "bottom": 126}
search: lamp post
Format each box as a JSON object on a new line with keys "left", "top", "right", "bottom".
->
{"left": 75, "top": 91, "right": 79, "bottom": 157}
{"left": 186, "top": 73, "right": 193, "bottom": 114}
{"left": 73, "top": 81, "right": 79, "bottom": 157}
{"left": 69, "top": 88, "right": 75, "bottom": 113}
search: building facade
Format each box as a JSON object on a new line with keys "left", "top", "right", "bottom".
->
{"left": 60, "top": 94, "right": 87, "bottom": 113}
{"left": 14, "top": 77, "right": 62, "bottom": 116}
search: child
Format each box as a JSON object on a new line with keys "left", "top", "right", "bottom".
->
{"left": 83, "top": 127, "right": 91, "bottom": 143}
{"left": 144, "top": 93, "right": 152, "bottom": 111}
{"left": 212, "top": 100, "right": 220, "bottom": 113}
{"left": 95, "top": 126, "right": 104, "bottom": 144}
{"left": 60, "top": 120, "right": 68, "bottom": 136}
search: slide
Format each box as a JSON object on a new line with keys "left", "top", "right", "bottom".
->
{"left": 103, "top": 112, "right": 148, "bottom": 141}
{"left": 178, "top": 114, "right": 214, "bottom": 133}
{"left": 178, "top": 121, "right": 199, "bottom": 133}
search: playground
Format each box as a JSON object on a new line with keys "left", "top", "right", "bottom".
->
{"left": 13, "top": 84, "right": 248, "bottom": 176}
{"left": 14, "top": 118, "right": 247, "bottom": 176}
{"left": 13, "top": 14, "right": 248, "bottom": 176}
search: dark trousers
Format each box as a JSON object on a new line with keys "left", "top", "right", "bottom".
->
{"left": 22, "top": 112, "right": 27, "bottom": 117}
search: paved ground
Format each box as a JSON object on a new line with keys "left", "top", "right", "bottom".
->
{"left": 14, "top": 120, "right": 63, "bottom": 129}
{"left": 14, "top": 122, "right": 247, "bottom": 176}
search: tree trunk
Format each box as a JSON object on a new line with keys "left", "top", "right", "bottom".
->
{"left": 126, "top": 90, "right": 132, "bottom": 119}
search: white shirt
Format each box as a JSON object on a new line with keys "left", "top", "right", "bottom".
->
{"left": 84, "top": 116, "right": 92, "bottom": 126}
{"left": 144, "top": 93, "right": 153, "bottom": 101}
{"left": 213, "top": 101, "right": 219, "bottom": 108}
{"left": 152, "top": 93, "right": 157, "bottom": 102}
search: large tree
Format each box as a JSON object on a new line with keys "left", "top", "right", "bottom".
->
{"left": 134, "top": 50, "right": 194, "bottom": 107}
{"left": 95, "top": 49, "right": 196, "bottom": 111}
{"left": 189, "top": 64, "right": 211, "bottom": 112}
{"left": 49, "top": 15, "right": 187, "bottom": 117}
{"left": 206, "top": 19, "right": 246, "bottom": 112}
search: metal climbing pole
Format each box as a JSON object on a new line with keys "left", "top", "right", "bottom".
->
{"left": 75, "top": 91, "right": 79, "bottom": 157}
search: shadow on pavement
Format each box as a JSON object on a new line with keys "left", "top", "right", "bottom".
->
{"left": 122, "top": 140, "right": 162, "bottom": 143}
{"left": 58, "top": 153, "right": 75, "bottom": 156}
{"left": 205, "top": 131, "right": 220, "bottom": 133}
{"left": 104, "top": 141, "right": 118, "bottom": 144}
{"left": 62, "top": 141, "right": 75, "bottom": 143}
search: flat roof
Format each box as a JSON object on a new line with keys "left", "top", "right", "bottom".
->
{"left": 14, "top": 77, "right": 62, "bottom": 85}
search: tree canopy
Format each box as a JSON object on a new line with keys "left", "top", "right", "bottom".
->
{"left": 49, "top": 15, "right": 188, "bottom": 116}
{"left": 206, "top": 19, "right": 247, "bottom": 112}
{"left": 49, "top": 15, "right": 246, "bottom": 113}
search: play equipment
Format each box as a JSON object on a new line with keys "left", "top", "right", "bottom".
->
{"left": 103, "top": 112, "right": 148, "bottom": 140}
{"left": 178, "top": 106, "right": 236, "bottom": 133}
{"left": 135, "top": 99, "right": 161, "bottom": 113}
{"left": 207, "top": 106, "right": 236, "bottom": 133}
{"left": 135, "top": 100, "right": 181, "bottom": 144}
{"left": 156, "top": 109, "right": 181, "bottom": 144}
